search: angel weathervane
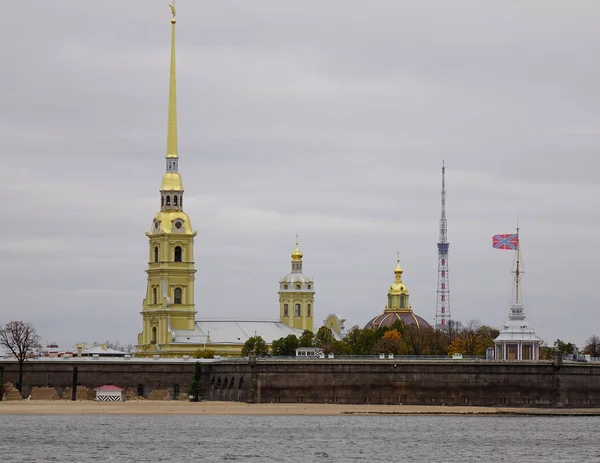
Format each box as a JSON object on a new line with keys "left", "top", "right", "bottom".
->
{"left": 169, "top": 1, "right": 176, "bottom": 19}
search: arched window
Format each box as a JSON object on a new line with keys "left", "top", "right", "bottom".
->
{"left": 174, "top": 246, "right": 182, "bottom": 262}
{"left": 152, "top": 287, "right": 157, "bottom": 304}
{"left": 161, "top": 196, "right": 164, "bottom": 207}
{"left": 154, "top": 246, "right": 159, "bottom": 263}
{"left": 151, "top": 327, "right": 157, "bottom": 344}
{"left": 284, "top": 303, "right": 289, "bottom": 317}
{"left": 295, "top": 283, "right": 301, "bottom": 290}
{"left": 174, "top": 195, "right": 178, "bottom": 206}
{"left": 400, "top": 295, "right": 406, "bottom": 308}
{"left": 307, "top": 303, "right": 311, "bottom": 317}
{"left": 180, "top": 196, "right": 183, "bottom": 207}
{"left": 388, "top": 296, "right": 392, "bottom": 308}
{"left": 166, "top": 196, "right": 171, "bottom": 206}
{"left": 174, "top": 287, "right": 182, "bottom": 304}
{"left": 137, "top": 384, "right": 144, "bottom": 397}
{"left": 295, "top": 303, "right": 301, "bottom": 317}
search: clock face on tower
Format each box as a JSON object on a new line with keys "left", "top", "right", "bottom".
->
{"left": 174, "top": 221, "right": 182, "bottom": 230}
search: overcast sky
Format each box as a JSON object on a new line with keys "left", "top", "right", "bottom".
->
{"left": 1, "top": 1, "right": 599, "bottom": 350}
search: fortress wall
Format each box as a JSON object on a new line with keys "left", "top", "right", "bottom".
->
{"left": 0, "top": 360, "right": 197, "bottom": 399}
{"left": 1, "top": 359, "right": 599, "bottom": 408}
{"left": 205, "top": 360, "right": 600, "bottom": 408}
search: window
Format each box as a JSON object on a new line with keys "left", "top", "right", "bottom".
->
{"left": 137, "top": 384, "right": 144, "bottom": 397}
{"left": 161, "top": 196, "right": 164, "bottom": 206}
{"left": 154, "top": 246, "right": 159, "bottom": 263}
{"left": 400, "top": 295, "right": 406, "bottom": 308}
{"left": 151, "top": 327, "right": 157, "bottom": 344}
{"left": 174, "top": 195, "right": 178, "bottom": 206}
{"left": 152, "top": 287, "right": 157, "bottom": 304}
{"left": 174, "top": 246, "right": 182, "bottom": 262}
{"left": 284, "top": 284, "right": 288, "bottom": 290}
{"left": 284, "top": 303, "right": 289, "bottom": 317}
{"left": 174, "top": 287, "right": 182, "bottom": 304}
{"left": 166, "top": 196, "right": 171, "bottom": 205}
{"left": 173, "top": 384, "right": 180, "bottom": 398}
{"left": 180, "top": 196, "right": 183, "bottom": 207}
{"left": 295, "top": 283, "right": 301, "bottom": 290}
{"left": 307, "top": 303, "right": 311, "bottom": 317}
{"left": 295, "top": 303, "right": 301, "bottom": 317}
{"left": 308, "top": 284, "right": 312, "bottom": 290}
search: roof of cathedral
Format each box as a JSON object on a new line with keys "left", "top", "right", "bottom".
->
{"left": 172, "top": 320, "right": 304, "bottom": 345}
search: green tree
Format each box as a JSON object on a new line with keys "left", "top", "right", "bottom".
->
{"left": 298, "top": 330, "right": 315, "bottom": 347}
{"left": 242, "top": 336, "right": 268, "bottom": 357}
{"left": 315, "top": 326, "right": 335, "bottom": 348}
{"left": 188, "top": 362, "right": 202, "bottom": 402}
{"left": 422, "top": 327, "right": 449, "bottom": 355}
{"left": 0, "top": 321, "right": 41, "bottom": 395}
{"left": 554, "top": 339, "right": 577, "bottom": 356}
{"left": 353, "top": 327, "right": 385, "bottom": 355}
{"left": 271, "top": 334, "right": 299, "bottom": 356}
{"left": 193, "top": 349, "right": 216, "bottom": 359}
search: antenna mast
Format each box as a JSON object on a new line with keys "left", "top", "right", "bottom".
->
{"left": 435, "top": 161, "right": 451, "bottom": 328}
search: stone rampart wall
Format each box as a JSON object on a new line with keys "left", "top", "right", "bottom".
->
{"left": 1, "top": 359, "right": 599, "bottom": 408}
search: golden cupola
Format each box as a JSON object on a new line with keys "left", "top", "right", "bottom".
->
{"left": 291, "top": 241, "right": 303, "bottom": 263}
{"left": 364, "top": 253, "right": 431, "bottom": 331}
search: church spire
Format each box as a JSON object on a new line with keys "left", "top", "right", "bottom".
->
{"left": 166, "top": 1, "right": 178, "bottom": 160}
{"left": 159, "top": 2, "right": 183, "bottom": 208}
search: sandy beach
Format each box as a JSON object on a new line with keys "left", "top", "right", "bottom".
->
{"left": 1, "top": 400, "right": 599, "bottom": 416}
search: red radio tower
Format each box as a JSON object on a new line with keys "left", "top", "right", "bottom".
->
{"left": 435, "top": 161, "right": 451, "bottom": 327}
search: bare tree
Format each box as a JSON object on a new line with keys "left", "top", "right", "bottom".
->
{"left": 0, "top": 321, "right": 42, "bottom": 395}
{"left": 583, "top": 335, "right": 600, "bottom": 357}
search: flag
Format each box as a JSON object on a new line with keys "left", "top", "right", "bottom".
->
{"left": 492, "top": 233, "right": 518, "bottom": 250}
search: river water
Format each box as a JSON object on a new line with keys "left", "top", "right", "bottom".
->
{"left": 0, "top": 414, "right": 597, "bottom": 462}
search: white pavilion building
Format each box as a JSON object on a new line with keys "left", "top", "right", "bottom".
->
{"left": 493, "top": 231, "right": 541, "bottom": 360}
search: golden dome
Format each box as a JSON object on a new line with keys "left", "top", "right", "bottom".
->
{"left": 388, "top": 257, "right": 407, "bottom": 295}
{"left": 160, "top": 172, "right": 184, "bottom": 191}
{"left": 291, "top": 241, "right": 303, "bottom": 262}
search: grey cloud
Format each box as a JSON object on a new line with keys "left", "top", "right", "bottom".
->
{"left": 1, "top": 0, "right": 599, "bottom": 349}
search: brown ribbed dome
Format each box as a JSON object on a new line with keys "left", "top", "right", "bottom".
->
{"left": 364, "top": 310, "right": 431, "bottom": 331}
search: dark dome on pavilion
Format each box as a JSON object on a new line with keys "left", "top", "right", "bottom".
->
{"left": 364, "top": 255, "right": 432, "bottom": 331}
{"left": 365, "top": 311, "right": 430, "bottom": 330}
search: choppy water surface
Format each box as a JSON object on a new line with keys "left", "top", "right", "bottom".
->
{"left": 0, "top": 414, "right": 597, "bottom": 462}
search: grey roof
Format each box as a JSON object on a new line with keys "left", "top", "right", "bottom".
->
{"left": 172, "top": 319, "right": 304, "bottom": 345}
{"left": 81, "top": 346, "right": 127, "bottom": 356}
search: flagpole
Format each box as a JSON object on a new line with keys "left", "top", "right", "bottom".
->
{"left": 515, "top": 226, "right": 520, "bottom": 304}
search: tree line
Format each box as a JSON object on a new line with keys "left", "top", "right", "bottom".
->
{"left": 237, "top": 321, "right": 600, "bottom": 359}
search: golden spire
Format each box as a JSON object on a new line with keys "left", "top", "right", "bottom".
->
{"left": 291, "top": 234, "right": 303, "bottom": 262}
{"left": 166, "top": 1, "right": 178, "bottom": 159}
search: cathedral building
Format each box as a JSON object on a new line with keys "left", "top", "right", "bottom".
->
{"left": 136, "top": 7, "right": 309, "bottom": 357}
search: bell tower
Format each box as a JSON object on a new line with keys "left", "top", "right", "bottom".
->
{"left": 137, "top": 3, "right": 197, "bottom": 354}
{"left": 278, "top": 238, "right": 315, "bottom": 332}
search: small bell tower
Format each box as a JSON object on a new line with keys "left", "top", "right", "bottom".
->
{"left": 278, "top": 237, "right": 315, "bottom": 332}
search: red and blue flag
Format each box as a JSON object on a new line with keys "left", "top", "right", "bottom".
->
{"left": 492, "top": 233, "right": 518, "bottom": 250}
